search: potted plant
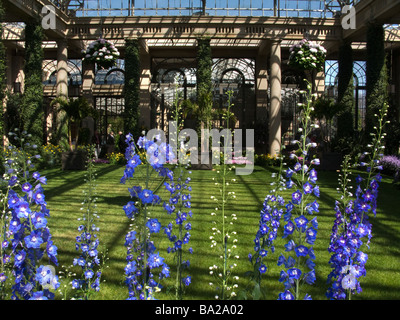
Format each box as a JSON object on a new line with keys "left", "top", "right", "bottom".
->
{"left": 288, "top": 39, "right": 327, "bottom": 90}
{"left": 82, "top": 38, "right": 120, "bottom": 70}
{"left": 288, "top": 39, "right": 326, "bottom": 73}
{"left": 178, "top": 93, "right": 214, "bottom": 170}
{"left": 51, "top": 96, "right": 98, "bottom": 170}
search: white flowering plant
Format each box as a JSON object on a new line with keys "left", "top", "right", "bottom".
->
{"left": 82, "top": 38, "right": 120, "bottom": 70}
{"left": 288, "top": 39, "right": 326, "bottom": 72}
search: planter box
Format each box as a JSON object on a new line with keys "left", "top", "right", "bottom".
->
{"left": 191, "top": 152, "right": 213, "bottom": 170}
{"left": 61, "top": 151, "right": 87, "bottom": 170}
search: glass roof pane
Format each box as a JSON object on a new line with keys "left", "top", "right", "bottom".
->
{"left": 65, "top": 0, "right": 334, "bottom": 18}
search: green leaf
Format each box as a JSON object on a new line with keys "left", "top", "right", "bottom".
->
{"left": 252, "top": 283, "right": 262, "bottom": 300}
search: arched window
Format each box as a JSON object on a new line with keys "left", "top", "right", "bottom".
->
{"left": 212, "top": 58, "right": 256, "bottom": 129}
{"left": 95, "top": 59, "right": 125, "bottom": 84}
{"left": 324, "top": 60, "right": 367, "bottom": 129}
{"left": 42, "top": 59, "right": 82, "bottom": 86}
{"left": 151, "top": 59, "right": 197, "bottom": 130}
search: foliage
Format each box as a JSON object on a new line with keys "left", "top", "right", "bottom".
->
{"left": 38, "top": 144, "right": 62, "bottom": 169}
{"left": 254, "top": 153, "right": 280, "bottom": 167}
{"left": 124, "top": 39, "right": 141, "bottom": 139}
{"left": 288, "top": 39, "right": 326, "bottom": 72}
{"left": 383, "top": 97, "right": 400, "bottom": 155}
{"left": 379, "top": 155, "right": 400, "bottom": 176}
{"left": 107, "top": 152, "right": 126, "bottom": 165}
{"left": 311, "top": 96, "right": 343, "bottom": 152}
{"left": 50, "top": 96, "right": 97, "bottom": 151}
{"left": 21, "top": 21, "right": 44, "bottom": 147}
{"left": 365, "top": 23, "right": 389, "bottom": 137}
{"left": 196, "top": 38, "right": 213, "bottom": 132}
{"left": 82, "top": 38, "right": 120, "bottom": 70}
{"left": 336, "top": 41, "right": 355, "bottom": 141}
{"left": 0, "top": 0, "right": 6, "bottom": 148}
{"left": 4, "top": 93, "right": 23, "bottom": 142}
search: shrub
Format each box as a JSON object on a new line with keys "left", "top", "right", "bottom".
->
{"left": 38, "top": 143, "right": 62, "bottom": 169}
{"left": 107, "top": 152, "right": 126, "bottom": 165}
{"left": 380, "top": 155, "right": 400, "bottom": 176}
{"left": 254, "top": 154, "right": 279, "bottom": 167}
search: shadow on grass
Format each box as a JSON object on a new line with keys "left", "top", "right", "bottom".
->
{"left": 43, "top": 163, "right": 400, "bottom": 300}
{"left": 44, "top": 164, "right": 124, "bottom": 201}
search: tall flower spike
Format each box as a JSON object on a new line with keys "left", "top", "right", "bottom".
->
{"left": 122, "top": 134, "right": 172, "bottom": 300}
{"left": 326, "top": 103, "right": 388, "bottom": 300}
{"left": 71, "top": 146, "right": 106, "bottom": 299}
{"left": 161, "top": 85, "right": 194, "bottom": 300}
{"left": 246, "top": 143, "right": 286, "bottom": 299}
{"left": 277, "top": 81, "right": 320, "bottom": 300}
{"left": 208, "top": 90, "right": 240, "bottom": 300}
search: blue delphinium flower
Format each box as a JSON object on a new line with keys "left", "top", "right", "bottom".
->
{"left": 71, "top": 149, "right": 105, "bottom": 299}
{"left": 162, "top": 158, "right": 193, "bottom": 300}
{"left": 1, "top": 132, "right": 59, "bottom": 300}
{"left": 326, "top": 104, "right": 388, "bottom": 300}
{"left": 146, "top": 219, "right": 162, "bottom": 233}
{"left": 326, "top": 164, "right": 383, "bottom": 299}
{"left": 247, "top": 152, "right": 285, "bottom": 298}
{"left": 277, "top": 83, "right": 320, "bottom": 300}
{"left": 122, "top": 133, "right": 172, "bottom": 300}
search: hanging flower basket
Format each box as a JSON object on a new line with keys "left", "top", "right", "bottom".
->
{"left": 288, "top": 39, "right": 327, "bottom": 72}
{"left": 82, "top": 38, "right": 120, "bottom": 70}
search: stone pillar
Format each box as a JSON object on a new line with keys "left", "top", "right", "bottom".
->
{"left": 255, "top": 41, "right": 269, "bottom": 154}
{"left": 314, "top": 70, "right": 325, "bottom": 97}
{"left": 53, "top": 39, "right": 69, "bottom": 144}
{"left": 7, "top": 52, "right": 24, "bottom": 93}
{"left": 269, "top": 40, "right": 281, "bottom": 156}
{"left": 139, "top": 39, "right": 151, "bottom": 130}
{"left": 6, "top": 49, "right": 13, "bottom": 92}
{"left": 56, "top": 39, "right": 68, "bottom": 99}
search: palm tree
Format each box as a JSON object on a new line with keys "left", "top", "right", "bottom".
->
{"left": 51, "top": 96, "right": 97, "bottom": 151}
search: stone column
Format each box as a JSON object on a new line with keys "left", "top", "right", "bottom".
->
{"left": 51, "top": 39, "right": 69, "bottom": 144}
{"left": 314, "top": 70, "right": 325, "bottom": 97}
{"left": 269, "top": 40, "right": 281, "bottom": 156}
{"left": 255, "top": 40, "right": 269, "bottom": 154}
{"left": 139, "top": 39, "right": 151, "bottom": 130}
{"left": 82, "top": 60, "right": 94, "bottom": 106}
{"left": 56, "top": 39, "right": 68, "bottom": 99}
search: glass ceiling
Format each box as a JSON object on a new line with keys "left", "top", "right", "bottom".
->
{"left": 61, "top": 0, "right": 349, "bottom": 18}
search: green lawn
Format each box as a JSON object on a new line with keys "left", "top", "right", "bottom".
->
{"left": 42, "top": 163, "right": 400, "bottom": 300}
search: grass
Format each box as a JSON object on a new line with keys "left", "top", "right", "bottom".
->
{"left": 41, "top": 163, "right": 400, "bottom": 300}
